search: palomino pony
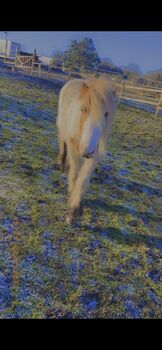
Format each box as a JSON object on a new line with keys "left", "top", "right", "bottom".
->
{"left": 56, "top": 77, "right": 117, "bottom": 224}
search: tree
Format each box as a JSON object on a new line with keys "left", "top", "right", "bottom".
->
{"left": 99, "top": 60, "right": 124, "bottom": 75}
{"left": 63, "top": 40, "right": 78, "bottom": 70}
{"left": 63, "top": 38, "right": 100, "bottom": 71}
{"left": 51, "top": 50, "right": 64, "bottom": 67}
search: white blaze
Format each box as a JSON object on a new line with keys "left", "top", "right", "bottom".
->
{"left": 80, "top": 117, "right": 101, "bottom": 155}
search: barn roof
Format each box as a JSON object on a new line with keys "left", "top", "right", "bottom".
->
{"left": 0, "top": 38, "right": 21, "bottom": 46}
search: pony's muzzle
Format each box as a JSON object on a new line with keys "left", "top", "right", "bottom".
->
{"left": 80, "top": 145, "right": 99, "bottom": 159}
{"left": 80, "top": 124, "right": 100, "bottom": 159}
{"left": 81, "top": 151, "right": 95, "bottom": 159}
{"left": 81, "top": 145, "right": 99, "bottom": 159}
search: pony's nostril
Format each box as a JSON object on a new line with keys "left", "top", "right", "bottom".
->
{"left": 82, "top": 151, "right": 94, "bottom": 159}
{"left": 82, "top": 145, "right": 99, "bottom": 158}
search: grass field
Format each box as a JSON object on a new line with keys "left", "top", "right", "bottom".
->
{"left": 0, "top": 70, "right": 162, "bottom": 318}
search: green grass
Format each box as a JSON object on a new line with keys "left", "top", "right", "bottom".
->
{"left": 0, "top": 72, "right": 162, "bottom": 319}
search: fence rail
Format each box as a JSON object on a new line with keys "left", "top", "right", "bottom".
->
{"left": 114, "top": 79, "right": 162, "bottom": 116}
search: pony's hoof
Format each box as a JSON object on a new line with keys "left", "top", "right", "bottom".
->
{"left": 66, "top": 208, "right": 77, "bottom": 225}
{"left": 60, "top": 163, "right": 69, "bottom": 174}
{"left": 66, "top": 204, "right": 83, "bottom": 225}
{"left": 64, "top": 162, "right": 70, "bottom": 174}
{"left": 66, "top": 214, "right": 73, "bottom": 225}
{"left": 57, "top": 155, "right": 62, "bottom": 166}
{"left": 57, "top": 154, "right": 68, "bottom": 171}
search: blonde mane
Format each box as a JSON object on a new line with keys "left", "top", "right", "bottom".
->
{"left": 79, "top": 78, "right": 113, "bottom": 114}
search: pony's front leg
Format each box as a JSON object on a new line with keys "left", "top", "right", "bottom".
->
{"left": 66, "top": 155, "right": 98, "bottom": 224}
{"left": 67, "top": 149, "right": 81, "bottom": 196}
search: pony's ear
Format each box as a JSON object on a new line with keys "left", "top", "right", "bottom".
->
{"left": 80, "top": 82, "right": 89, "bottom": 99}
{"left": 82, "top": 82, "right": 89, "bottom": 90}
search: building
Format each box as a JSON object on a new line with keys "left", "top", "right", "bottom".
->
{"left": 0, "top": 39, "right": 21, "bottom": 58}
{"left": 39, "top": 56, "right": 52, "bottom": 66}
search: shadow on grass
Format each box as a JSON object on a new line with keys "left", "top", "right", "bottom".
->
{"left": 92, "top": 172, "right": 162, "bottom": 198}
{"left": 82, "top": 222, "right": 162, "bottom": 249}
{"left": 85, "top": 197, "right": 162, "bottom": 224}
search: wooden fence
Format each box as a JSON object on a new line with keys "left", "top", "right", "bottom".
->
{"left": 114, "top": 79, "right": 162, "bottom": 116}
{"left": 4, "top": 57, "right": 162, "bottom": 116}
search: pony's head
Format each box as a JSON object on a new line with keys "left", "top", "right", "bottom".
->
{"left": 76, "top": 78, "right": 116, "bottom": 159}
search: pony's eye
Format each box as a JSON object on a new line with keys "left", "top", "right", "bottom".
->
{"left": 105, "top": 112, "right": 109, "bottom": 118}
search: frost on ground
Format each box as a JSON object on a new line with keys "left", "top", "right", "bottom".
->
{"left": 0, "top": 70, "right": 162, "bottom": 318}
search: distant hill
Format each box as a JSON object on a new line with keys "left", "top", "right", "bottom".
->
{"left": 145, "top": 68, "right": 162, "bottom": 74}
{"left": 99, "top": 58, "right": 124, "bottom": 76}
{"left": 101, "top": 59, "right": 143, "bottom": 75}
{"left": 121, "top": 63, "right": 143, "bottom": 75}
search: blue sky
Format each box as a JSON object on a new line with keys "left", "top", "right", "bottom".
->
{"left": 1, "top": 31, "right": 162, "bottom": 73}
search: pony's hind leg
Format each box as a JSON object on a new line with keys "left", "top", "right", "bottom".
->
{"left": 58, "top": 135, "right": 68, "bottom": 170}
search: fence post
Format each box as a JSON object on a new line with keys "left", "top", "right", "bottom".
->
{"left": 68, "top": 72, "right": 72, "bottom": 80}
{"left": 47, "top": 65, "right": 50, "bottom": 78}
{"left": 118, "top": 79, "right": 125, "bottom": 105}
{"left": 155, "top": 93, "right": 162, "bottom": 117}
{"left": 38, "top": 63, "right": 41, "bottom": 77}
{"left": 15, "top": 47, "right": 18, "bottom": 67}
{"left": 31, "top": 62, "right": 33, "bottom": 75}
